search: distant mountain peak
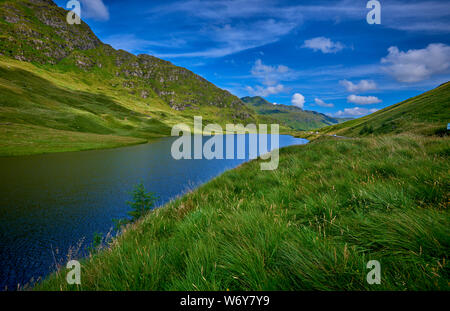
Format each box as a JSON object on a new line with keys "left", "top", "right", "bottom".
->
{"left": 241, "top": 96, "right": 344, "bottom": 131}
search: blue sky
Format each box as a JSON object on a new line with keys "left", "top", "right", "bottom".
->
{"left": 55, "top": 0, "right": 450, "bottom": 118}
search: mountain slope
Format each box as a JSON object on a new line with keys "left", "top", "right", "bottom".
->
{"left": 319, "top": 82, "right": 450, "bottom": 137}
{"left": 241, "top": 96, "right": 345, "bottom": 131}
{"left": 0, "top": 0, "right": 257, "bottom": 155}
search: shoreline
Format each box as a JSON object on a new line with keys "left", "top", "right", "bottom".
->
{"left": 31, "top": 140, "right": 311, "bottom": 291}
{"left": 0, "top": 138, "right": 150, "bottom": 158}
{"left": 0, "top": 129, "right": 302, "bottom": 158}
{"left": 34, "top": 133, "right": 449, "bottom": 290}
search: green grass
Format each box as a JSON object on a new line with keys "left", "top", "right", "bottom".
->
{"left": 0, "top": 123, "right": 146, "bottom": 156}
{"left": 0, "top": 57, "right": 172, "bottom": 155}
{"left": 3, "top": 0, "right": 447, "bottom": 291}
{"left": 36, "top": 133, "right": 449, "bottom": 290}
{"left": 35, "top": 80, "right": 450, "bottom": 291}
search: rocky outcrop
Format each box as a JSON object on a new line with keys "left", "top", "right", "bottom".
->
{"left": 0, "top": 0, "right": 101, "bottom": 63}
{"left": 0, "top": 0, "right": 256, "bottom": 123}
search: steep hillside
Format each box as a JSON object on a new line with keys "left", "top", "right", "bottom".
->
{"left": 0, "top": 0, "right": 257, "bottom": 155}
{"left": 241, "top": 96, "right": 346, "bottom": 131}
{"left": 319, "top": 82, "right": 450, "bottom": 137}
{"left": 37, "top": 132, "right": 450, "bottom": 291}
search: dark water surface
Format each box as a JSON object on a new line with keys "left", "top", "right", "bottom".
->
{"left": 0, "top": 134, "right": 307, "bottom": 290}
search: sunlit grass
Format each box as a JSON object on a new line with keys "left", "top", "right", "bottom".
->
{"left": 36, "top": 134, "right": 449, "bottom": 290}
{"left": 0, "top": 123, "right": 146, "bottom": 156}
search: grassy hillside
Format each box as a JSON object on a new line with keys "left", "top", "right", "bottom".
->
{"left": 36, "top": 133, "right": 449, "bottom": 290}
{"left": 318, "top": 82, "right": 450, "bottom": 137}
{"left": 241, "top": 96, "right": 346, "bottom": 131}
{"left": 3, "top": 0, "right": 447, "bottom": 291}
{"left": 36, "top": 85, "right": 450, "bottom": 291}
{"left": 0, "top": 0, "right": 258, "bottom": 156}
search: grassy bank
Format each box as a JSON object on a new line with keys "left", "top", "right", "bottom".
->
{"left": 0, "top": 123, "right": 148, "bottom": 156}
{"left": 36, "top": 133, "right": 449, "bottom": 290}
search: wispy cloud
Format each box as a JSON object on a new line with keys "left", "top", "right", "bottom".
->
{"left": 340, "top": 79, "right": 377, "bottom": 92}
{"left": 381, "top": 1, "right": 450, "bottom": 33}
{"left": 314, "top": 98, "right": 334, "bottom": 107}
{"left": 151, "top": 0, "right": 275, "bottom": 21}
{"left": 244, "top": 59, "right": 296, "bottom": 96}
{"left": 347, "top": 94, "right": 382, "bottom": 105}
{"left": 80, "top": 0, "right": 109, "bottom": 21}
{"left": 154, "top": 17, "right": 297, "bottom": 58}
{"left": 251, "top": 59, "right": 292, "bottom": 86}
{"left": 329, "top": 107, "right": 379, "bottom": 118}
{"left": 295, "top": 64, "right": 382, "bottom": 81}
{"left": 104, "top": 34, "right": 186, "bottom": 54}
{"left": 294, "top": 0, "right": 450, "bottom": 33}
{"left": 146, "top": 0, "right": 450, "bottom": 60}
{"left": 246, "top": 84, "right": 286, "bottom": 97}
{"left": 302, "top": 37, "right": 345, "bottom": 54}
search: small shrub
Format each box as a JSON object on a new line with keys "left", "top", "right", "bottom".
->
{"left": 114, "top": 182, "right": 158, "bottom": 229}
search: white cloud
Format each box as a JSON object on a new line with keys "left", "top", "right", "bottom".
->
{"left": 80, "top": 0, "right": 109, "bottom": 21}
{"left": 104, "top": 34, "right": 186, "bottom": 54}
{"left": 381, "top": 43, "right": 450, "bottom": 83}
{"left": 339, "top": 79, "right": 377, "bottom": 93}
{"left": 246, "top": 84, "right": 286, "bottom": 97}
{"left": 329, "top": 107, "right": 379, "bottom": 118}
{"left": 302, "top": 37, "right": 345, "bottom": 54}
{"left": 251, "top": 59, "right": 292, "bottom": 86}
{"left": 347, "top": 94, "right": 382, "bottom": 105}
{"left": 314, "top": 98, "right": 334, "bottom": 107}
{"left": 272, "top": 102, "right": 278, "bottom": 105}
{"left": 291, "top": 93, "right": 305, "bottom": 108}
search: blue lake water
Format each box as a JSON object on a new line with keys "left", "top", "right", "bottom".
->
{"left": 0, "top": 134, "right": 308, "bottom": 290}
